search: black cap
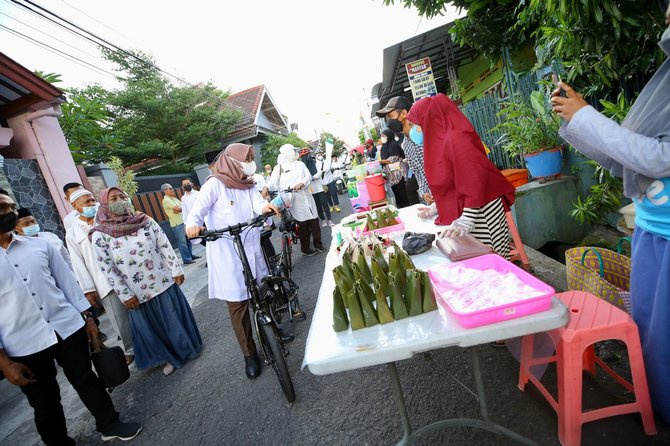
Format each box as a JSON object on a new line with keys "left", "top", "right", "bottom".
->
{"left": 17, "top": 208, "right": 32, "bottom": 219}
{"left": 375, "top": 96, "right": 413, "bottom": 117}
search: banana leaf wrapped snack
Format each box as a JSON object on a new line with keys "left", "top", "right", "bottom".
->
{"left": 332, "top": 287, "right": 349, "bottom": 332}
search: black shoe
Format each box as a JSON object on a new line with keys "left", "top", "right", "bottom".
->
{"left": 302, "top": 248, "right": 317, "bottom": 256}
{"left": 244, "top": 354, "right": 261, "bottom": 379}
{"left": 291, "top": 310, "right": 307, "bottom": 323}
{"left": 278, "top": 329, "right": 294, "bottom": 344}
{"left": 184, "top": 260, "right": 196, "bottom": 265}
{"left": 192, "top": 255, "right": 202, "bottom": 260}
{"left": 315, "top": 245, "right": 326, "bottom": 253}
{"left": 101, "top": 421, "right": 142, "bottom": 442}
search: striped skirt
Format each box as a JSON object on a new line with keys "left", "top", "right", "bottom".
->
{"left": 462, "top": 198, "right": 511, "bottom": 260}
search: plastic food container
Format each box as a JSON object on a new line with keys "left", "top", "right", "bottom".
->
{"left": 429, "top": 254, "right": 554, "bottom": 328}
{"left": 358, "top": 217, "right": 404, "bottom": 236}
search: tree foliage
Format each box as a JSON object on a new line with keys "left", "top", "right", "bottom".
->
{"left": 260, "top": 132, "right": 309, "bottom": 169}
{"left": 383, "top": 0, "right": 667, "bottom": 97}
{"left": 53, "top": 48, "right": 241, "bottom": 171}
{"left": 101, "top": 48, "right": 240, "bottom": 168}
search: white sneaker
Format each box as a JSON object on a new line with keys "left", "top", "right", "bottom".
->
{"left": 328, "top": 220, "right": 335, "bottom": 227}
{"left": 321, "top": 220, "right": 327, "bottom": 227}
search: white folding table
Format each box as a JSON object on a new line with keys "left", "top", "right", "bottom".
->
{"left": 303, "top": 205, "right": 569, "bottom": 445}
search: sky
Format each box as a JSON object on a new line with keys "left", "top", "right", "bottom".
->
{"left": 0, "top": 0, "right": 462, "bottom": 146}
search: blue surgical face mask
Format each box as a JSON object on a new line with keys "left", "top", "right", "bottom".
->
{"left": 22, "top": 224, "right": 40, "bottom": 236}
{"left": 409, "top": 125, "right": 424, "bottom": 145}
{"left": 81, "top": 204, "right": 99, "bottom": 218}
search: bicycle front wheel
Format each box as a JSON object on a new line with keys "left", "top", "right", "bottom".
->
{"left": 259, "top": 322, "right": 295, "bottom": 403}
{"left": 281, "top": 233, "right": 292, "bottom": 274}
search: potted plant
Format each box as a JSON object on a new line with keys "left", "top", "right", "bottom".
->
{"left": 493, "top": 90, "right": 563, "bottom": 180}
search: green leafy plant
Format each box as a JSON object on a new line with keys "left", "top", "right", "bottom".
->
{"left": 107, "top": 156, "right": 139, "bottom": 197}
{"left": 570, "top": 93, "right": 631, "bottom": 224}
{"left": 492, "top": 89, "right": 560, "bottom": 158}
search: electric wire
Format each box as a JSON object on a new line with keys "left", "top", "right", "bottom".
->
{"left": 11, "top": 0, "right": 246, "bottom": 115}
{"left": 0, "top": 24, "right": 119, "bottom": 80}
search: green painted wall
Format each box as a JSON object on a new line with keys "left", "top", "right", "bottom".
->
{"left": 513, "top": 176, "right": 592, "bottom": 249}
{"left": 458, "top": 45, "right": 537, "bottom": 103}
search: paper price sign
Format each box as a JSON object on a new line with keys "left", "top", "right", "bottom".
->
{"left": 405, "top": 57, "right": 438, "bottom": 101}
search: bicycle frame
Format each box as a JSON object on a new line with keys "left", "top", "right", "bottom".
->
{"left": 209, "top": 220, "right": 288, "bottom": 366}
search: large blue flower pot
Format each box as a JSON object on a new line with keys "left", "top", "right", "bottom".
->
{"left": 523, "top": 148, "right": 563, "bottom": 179}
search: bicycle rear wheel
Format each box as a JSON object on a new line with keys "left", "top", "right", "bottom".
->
{"left": 259, "top": 322, "right": 295, "bottom": 403}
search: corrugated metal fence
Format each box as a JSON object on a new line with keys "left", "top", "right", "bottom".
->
{"left": 461, "top": 70, "right": 540, "bottom": 170}
{"left": 131, "top": 189, "right": 186, "bottom": 223}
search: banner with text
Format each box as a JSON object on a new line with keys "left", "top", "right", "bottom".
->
{"left": 405, "top": 57, "right": 438, "bottom": 101}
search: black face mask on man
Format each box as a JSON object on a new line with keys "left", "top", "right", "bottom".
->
{"left": 0, "top": 211, "right": 18, "bottom": 233}
{"left": 183, "top": 184, "right": 193, "bottom": 192}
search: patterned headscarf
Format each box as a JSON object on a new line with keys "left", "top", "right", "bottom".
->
{"left": 208, "top": 143, "right": 255, "bottom": 189}
{"left": 89, "top": 187, "right": 149, "bottom": 240}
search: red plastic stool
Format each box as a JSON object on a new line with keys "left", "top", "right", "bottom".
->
{"left": 517, "top": 291, "right": 657, "bottom": 446}
{"left": 505, "top": 211, "right": 530, "bottom": 270}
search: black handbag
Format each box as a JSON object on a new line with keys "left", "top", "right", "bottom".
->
{"left": 90, "top": 339, "right": 130, "bottom": 390}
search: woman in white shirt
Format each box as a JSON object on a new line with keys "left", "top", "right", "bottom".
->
{"left": 91, "top": 187, "right": 202, "bottom": 377}
{"left": 185, "top": 144, "right": 279, "bottom": 379}
{"left": 267, "top": 144, "right": 324, "bottom": 256}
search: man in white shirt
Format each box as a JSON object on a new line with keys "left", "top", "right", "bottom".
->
{"left": 62, "top": 182, "right": 84, "bottom": 232}
{"left": 180, "top": 177, "right": 200, "bottom": 224}
{"left": 15, "top": 207, "right": 73, "bottom": 270}
{"left": 66, "top": 189, "right": 134, "bottom": 364}
{"left": 0, "top": 191, "right": 142, "bottom": 445}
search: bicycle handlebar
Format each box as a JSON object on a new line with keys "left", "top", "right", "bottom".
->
{"left": 195, "top": 212, "right": 275, "bottom": 241}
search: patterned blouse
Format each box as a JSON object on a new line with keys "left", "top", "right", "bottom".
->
{"left": 91, "top": 219, "right": 184, "bottom": 304}
{"left": 401, "top": 138, "right": 431, "bottom": 197}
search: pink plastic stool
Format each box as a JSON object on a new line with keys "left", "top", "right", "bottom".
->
{"left": 517, "top": 291, "right": 657, "bottom": 446}
{"left": 505, "top": 211, "right": 530, "bottom": 271}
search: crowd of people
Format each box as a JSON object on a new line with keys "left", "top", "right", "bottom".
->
{"left": 1, "top": 11, "right": 668, "bottom": 444}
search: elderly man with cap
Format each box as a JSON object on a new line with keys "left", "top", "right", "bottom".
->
{"left": 15, "top": 207, "right": 72, "bottom": 269}
{"left": 65, "top": 188, "right": 134, "bottom": 364}
{"left": 161, "top": 183, "right": 200, "bottom": 265}
{"left": 377, "top": 96, "right": 433, "bottom": 205}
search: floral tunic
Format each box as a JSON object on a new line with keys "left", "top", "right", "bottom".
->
{"left": 91, "top": 219, "right": 184, "bottom": 304}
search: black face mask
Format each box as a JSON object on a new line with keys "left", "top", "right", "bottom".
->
{"left": 386, "top": 118, "right": 404, "bottom": 134}
{"left": 0, "top": 211, "right": 18, "bottom": 233}
{"left": 183, "top": 184, "right": 193, "bottom": 192}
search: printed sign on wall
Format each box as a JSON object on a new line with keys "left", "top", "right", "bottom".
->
{"left": 405, "top": 57, "right": 438, "bottom": 101}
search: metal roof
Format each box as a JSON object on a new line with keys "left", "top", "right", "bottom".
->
{"left": 0, "top": 52, "right": 64, "bottom": 118}
{"left": 371, "top": 22, "right": 477, "bottom": 117}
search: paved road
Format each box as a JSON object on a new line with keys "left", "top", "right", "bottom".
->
{"left": 2, "top": 195, "right": 669, "bottom": 445}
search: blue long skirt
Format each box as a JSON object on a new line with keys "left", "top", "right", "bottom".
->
{"left": 631, "top": 228, "right": 670, "bottom": 424}
{"left": 128, "top": 283, "right": 203, "bottom": 370}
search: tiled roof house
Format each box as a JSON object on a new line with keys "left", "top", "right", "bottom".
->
{"left": 221, "top": 85, "right": 290, "bottom": 147}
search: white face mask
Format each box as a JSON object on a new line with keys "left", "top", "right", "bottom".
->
{"left": 240, "top": 160, "right": 257, "bottom": 176}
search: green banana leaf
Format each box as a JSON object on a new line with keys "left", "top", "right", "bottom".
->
{"left": 421, "top": 270, "right": 438, "bottom": 313}
{"left": 332, "top": 286, "right": 349, "bottom": 332}
{"left": 356, "top": 282, "right": 379, "bottom": 327}
{"left": 388, "top": 271, "right": 409, "bottom": 320}
{"left": 374, "top": 278, "right": 394, "bottom": 324}
{"left": 346, "top": 288, "right": 365, "bottom": 330}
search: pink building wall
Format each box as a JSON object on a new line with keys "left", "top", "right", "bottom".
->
{"left": 6, "top": 103, "right": 81, "bottom": 218}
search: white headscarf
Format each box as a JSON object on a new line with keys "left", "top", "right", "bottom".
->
{"left": 277, "top": 144, "right": 298, "bottom": 168}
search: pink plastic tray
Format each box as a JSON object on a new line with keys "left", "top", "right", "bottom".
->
{"left": 428, "top": 254, "right": 555, "bottom": 328}
{"left": 358, "top": 217, "right": 405, "bottom": 236}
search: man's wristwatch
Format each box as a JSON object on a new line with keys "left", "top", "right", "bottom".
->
{"left": 81, "top": 311, "right": 95, "bottom": 321}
